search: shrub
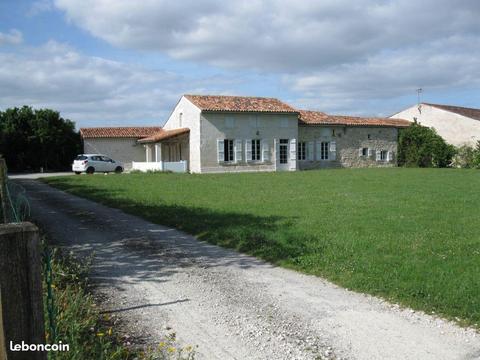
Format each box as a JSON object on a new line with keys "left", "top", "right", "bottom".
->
{"left": 452, "top": 144, "right": 475, "bottom": 168}
{"left": 398, "top": 122, "right": 456, "bottom": 167}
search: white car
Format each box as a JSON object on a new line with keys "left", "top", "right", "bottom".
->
{"left": 72, "top": 154, "right": 124, "bottom": 174}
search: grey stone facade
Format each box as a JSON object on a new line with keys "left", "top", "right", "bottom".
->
{"left": 298, "top": 125, "right": 398, "bottom": 169}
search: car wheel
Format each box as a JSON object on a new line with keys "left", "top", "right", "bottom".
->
{"left": 86, "top": 167, "right": 95, "bottom": 174}
{"left": 115, "top": 166, "right": 123, "bottom": 173}
{"left": 74, "top": 171, "right": 81, "bottom": 175}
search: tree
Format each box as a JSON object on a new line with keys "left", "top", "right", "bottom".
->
{"left": 0, "top": 106, "right": 81, "bottom": 171}
{"left": 397, "top": 122, "right": 456, "bottom": 168}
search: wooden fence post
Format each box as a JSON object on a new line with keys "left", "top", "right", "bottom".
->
{"left": 0, "top": 222, "right": 46, "bottom": 360}
{"left": 0, "top": 159, "right": 8, "bottom": 224}
{"left": 0, "top": 289, "right": 7, "bottom": 360}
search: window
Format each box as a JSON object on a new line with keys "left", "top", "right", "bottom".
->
{"left": 320, "top": 142, "right": 329, "bottom": 160}
{"left": 279, "top": 139, "right": 289, "bottom": 164}
{"left": 251, "top": 139, "right": 261, "bottom": 161}
{"left": 380, "top": 150, "right": 387, "bottom": 161}
{"left": 101, "top": 156, "right": 113, "bottom": 162}
{"left": 362, "top": 148, "right": 368, "bottom": 156}
{"left": 224, "top": 139, "right": 234, "bottom": 162}
{"left": 297, "top": 142, "right": 306, "bottom": 160}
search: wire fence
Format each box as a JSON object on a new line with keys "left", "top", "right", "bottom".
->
{"left": 0, "top": 158, "right": 56, "bottom": 349}
{"left": 4, "top": 180, "right": 31, "bottom": 223}
{"left": 43, "top": 247, "right": 57, "bottom": 345}
{"left": 0, "top": 158, "right": 30, "bottom": 224}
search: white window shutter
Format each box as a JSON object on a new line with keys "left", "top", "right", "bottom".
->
{"left": 235, "top": 139, "right": 243, "bottom": 163}
{"left": 315, "top": 140, "right": 322, "bottom": 160}
{"left": 368, "top": 148, "right": 374, "bottom": 157}
{"left": 376, "top": 150, "right": 381, "bottom": 161}
{"left": 387, "top": 151, "right": 393, "bottom": 162}
{"left": 217, "top": 139, "right": 224, "bottom": 163}
{"left": 245, "top": 139, "right": 252, "bottom": 161}
{"left": 290, "top": 138, "right": 297, "bottom": 160}
{"left": 307, "top": 141, "right": 314, "bottom": 160}
{"left": 359, "top": 148, "right": 363, "bottom": 157}
{"left": 329, "top": 141, "right": 337, "bottom": 161}
{"left": 262, "top": 139, "right": 270, "bottom": 162}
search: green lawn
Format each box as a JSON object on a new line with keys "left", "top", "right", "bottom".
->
{"left": 44, "top": 168, "right": 480, "bottom": 327}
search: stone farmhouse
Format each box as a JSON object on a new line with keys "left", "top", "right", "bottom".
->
{"left": 391, "top": 103, "right": 480, "bottom": 146}
{"left": 80, "top": 95, "right": 410, "bottom": 173}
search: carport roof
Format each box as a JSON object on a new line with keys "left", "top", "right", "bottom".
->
{"left": 137, "top": 128, "right": 190, "bottom": 143}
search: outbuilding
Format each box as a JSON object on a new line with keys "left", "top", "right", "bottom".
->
{"left": 79, "top": 127, "right": 162, "bottom": 170}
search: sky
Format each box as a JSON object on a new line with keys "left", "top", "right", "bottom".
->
{"left": 1, "top": 0, "right": 480, "bottom": 128}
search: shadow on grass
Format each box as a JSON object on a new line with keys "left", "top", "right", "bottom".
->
{"left": 44, "top": 177, "right": 310, "bottom": 262}
{"left": 21, "top": 178, "right": 313, "bottom": 291}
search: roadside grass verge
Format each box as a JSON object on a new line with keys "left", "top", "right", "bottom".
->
{"left": 44, "top": 168, "right": 480, "bottom": 328}
{"left": 43, "top": 245, "right": 195, "bottom": 359}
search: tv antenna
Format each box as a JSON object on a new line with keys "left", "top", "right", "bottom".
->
{"left": 416, "top": 88, "right": 423, "bottom": 105}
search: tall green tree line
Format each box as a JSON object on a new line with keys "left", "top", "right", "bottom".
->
{"left": 0, "top": 106, "right": 81, "bottom": 171}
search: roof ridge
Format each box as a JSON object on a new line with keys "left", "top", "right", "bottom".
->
{"left": 184, "top": 94, "right": 278, "bottom": 100}
{"left": 422, "top": 102, "right": 480, "bottom": 111}
{"left": 184, "top": 94, "right": 298, "bottom": 113}
{"left": 421, "top": 103, "right": 480, "bottom": 121}
{"left": 80, "top": 126, "right": 162, "bottom": 129}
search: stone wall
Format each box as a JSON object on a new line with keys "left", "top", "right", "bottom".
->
{"left": 298, "top": 125, "right": 398, "bottom": 169}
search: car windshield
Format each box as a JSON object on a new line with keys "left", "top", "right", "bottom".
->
{"left": 75, "top": 155, "right": 88, "bottom": 160}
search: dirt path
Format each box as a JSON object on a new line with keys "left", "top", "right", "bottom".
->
{"left": 20, "top": 179, "right": 480, "bottom": 360}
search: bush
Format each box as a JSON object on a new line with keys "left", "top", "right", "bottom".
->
{"left": 451, "top": 142, "right": 480, "bottom": 169}
{"left": 453, "top": 144, "right": 474, "bottom": 168}
{"left": 398, "top": 122, "right": 456, "bottom": 167}
{"left": 473, "top": 141, "right": 480, "bottom": 168}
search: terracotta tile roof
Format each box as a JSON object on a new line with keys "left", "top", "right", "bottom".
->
{"left": 80, "top": 127, "right": 163, "bottom": 138}
{"left": 184, "top": 94, "right": 298, "bottom": 113}
{"left": 298, "top": 110, "right": 411, "bottom": 128}
{"left": 138, "top": 128, "right": 190, "bottom": 143}
{"left": 423, "top": 103, "right": 480, "bottom": 121}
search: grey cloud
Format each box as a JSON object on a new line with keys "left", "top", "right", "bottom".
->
{"left": 0, "top": 41, "right": 244, "bottom": 127}
{"left": 0, "top": 29, "right": 23, "bottom": 45}
{"left": 54, "top": 0, "right": 480, "bottom": 71}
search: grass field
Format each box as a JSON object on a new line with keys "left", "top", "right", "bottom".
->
{"left": 45, "top": 168, "right": 480, "bottom": 327}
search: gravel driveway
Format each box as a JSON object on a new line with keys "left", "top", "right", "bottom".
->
{"left": 20, "top": 179, "right": 480, "bottom": 360}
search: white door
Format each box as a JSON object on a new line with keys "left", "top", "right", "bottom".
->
{"left": 276, "top": 138, "right": 290, "bottom": 171}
